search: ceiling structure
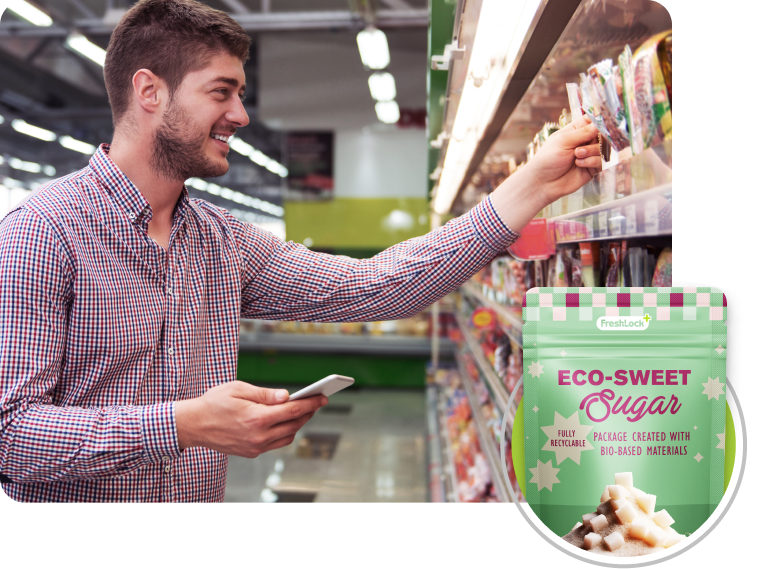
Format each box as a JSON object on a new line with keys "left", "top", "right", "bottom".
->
{"left": 0, "top": 0, "right": 429, "bottom": 222}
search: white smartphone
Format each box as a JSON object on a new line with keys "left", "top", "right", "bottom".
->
{"left": 288, "top": 374, "right": 355, "bottom": 401}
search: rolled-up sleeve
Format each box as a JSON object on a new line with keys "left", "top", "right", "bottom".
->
{"left": 236, "top": 195, "right": 518, "bottom": 322}
{"left": 0, "top": 209, "right": 181, "bottom": 484}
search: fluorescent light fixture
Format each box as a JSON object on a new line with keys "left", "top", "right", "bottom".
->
{"left": 43, "top": 165, "right": 56, "bottom": 176}
{"left": 2, "top": 177, "right": 26, "bottom": 188}
{"left": 368, "top": 72, "right": 396, "bottom": 102}
{"left": 357, "top": 28, "right": 390, "bottom": 70}
{"left": 59, "top": 135, "right": 96, "bottom": 155}
{"left": 229, "top": 137, "right": 254, "bottom": 156}
{"left": 0, "top": 115, "right": 5, "bottom": 124}
{"left": 6, "top": 0, "right": 53, "bottom": 26}
{"left": 434, "top": 0, "right": 541, "bottom": 214}
{"left": 0, "top": 156, "right": 4, "bottom": 165}
{"left": 11, "top": 119, "right": 56, "bottom": 141}
{"left": 65, "top": 34, "right": 107, "bottom": 67}
{"left": 8, "top": 157, "right": 41, "bottom": 173}
{"left": 249, "top": 150, "right": 287, "bottom": 177}
{"left": 185, "top": 178, "right": 284, "bottom": 217}
{"left": 375, "top": 101, "right": 400, "bottom": 124}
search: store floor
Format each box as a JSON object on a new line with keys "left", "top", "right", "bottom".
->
{"left": 224, "top": 388, "right": 428, "bottom": 502}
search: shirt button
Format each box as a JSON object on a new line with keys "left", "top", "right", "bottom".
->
{"left": 128, "top": 212, "right": 136, "bottom": 220}
{"left": 164, "top": 465, "right": 171, "bottom": 473}
{"left": 162, "top": 456, "right": 169, "bottom": 462}
{"left": 168, "top": 347, "right": 174, "bottom": 355}
{"left": 167, "top": 287, "right": 173, "bottom": 295}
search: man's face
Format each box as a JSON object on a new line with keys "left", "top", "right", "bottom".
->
{"left": 150, "top": 51, "right": 249, "bottom": 182}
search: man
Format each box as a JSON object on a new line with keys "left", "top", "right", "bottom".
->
{"left": 0, "top": 0, "right": 601, "bottom": 502}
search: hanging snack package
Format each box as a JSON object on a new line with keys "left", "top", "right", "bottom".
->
{"left": 586, "top": 60, "right": 630, "bottom": 152}
{"left": 566, "top": 83, "right": 584, "bottom": 123}
{"left": 521, "top": 287, "right": 727, "bottom": 557}
{"left": 619, "top": 45, "right": 645, "bottom": 155}
{"left": 632, "top": 31, "right": 672, "bottom": 148}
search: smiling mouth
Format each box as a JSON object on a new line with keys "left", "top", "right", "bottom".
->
{"left": 210, "top": 133, "right": 232, "bottom": 144}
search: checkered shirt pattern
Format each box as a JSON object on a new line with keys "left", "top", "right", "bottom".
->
{"left": 0, "top": 145, "right": 518, "bottom": 502}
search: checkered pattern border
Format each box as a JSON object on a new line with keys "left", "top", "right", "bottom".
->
{"left": 522, "top": 287, "right": 727, "bottom": 322}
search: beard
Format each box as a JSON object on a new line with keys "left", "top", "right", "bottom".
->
{"left": 150, "top": 99, "right": 229, "bottom": 181}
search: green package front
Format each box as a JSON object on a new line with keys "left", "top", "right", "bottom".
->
{"left": 521, "top": 287, "right": 726, "bottom": 554}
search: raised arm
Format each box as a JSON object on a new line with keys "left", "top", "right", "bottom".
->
{"left": 237, "top": 117, "right": 601, "bottom": 322}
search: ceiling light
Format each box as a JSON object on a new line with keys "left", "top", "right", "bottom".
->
{"left": 229, "top": 137, "right": 254, "bottom": 156}
{"left": 43, "top": 165, "right": 56, "bottom": 176}
{"left": 6, "top": 0, "right": 53, "bottom": 26}
{"left": 59, "top": 135, "right": 96, "bottom": 155}
{"left": 2, "top": 177, "right": 26, "bottom": 188}
{"left": 0, "top": 115, "right": 5, "bottom": 124}
{"left": 375, "top": 101, "right": 400, "bottom": 124}
{"left": 65, "top": 34, "right": 107, "bottom": 67}
{"left": 11, "top": 119, "right": 56, "bottom": 141}
{"left": 357, "top": 28, "right": 390, "bottom": 70}
{"left": 368, "top": 72, "right": 396, "bottom": 102}
{"left": 8, "top": 158, "right": 42, "bottom": 173}
{"left": 434, "top": 0, "right": 542, "bottom": 214}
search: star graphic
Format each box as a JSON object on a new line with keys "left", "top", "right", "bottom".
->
{"left": 529, "top": 459, "right": 561, "bottom": 492}
{"left": 701, "top": 377, "right": 725, "bottom": 401}
{"left": 532, "top": 406, "right": 539, "bottom": 413}
{"left": 541, "top": 411, "right": 595, "bottom": 465}
{"left": 716, "top": 432, "right": 725, "bottom": 451}
{"left": 527, "top": 360, "right": 544, "bottom": 378}
{"left": 693, "top": 426, "right": 698, "bottom": 430}
{"left": 715, "top": 344, "right": 725, "bottom": 355}
{"left": 560, "top": 350, "right": 567, "bottom": 357}
{"left": 694, "top": 453, "right": 704, "bottom": 463}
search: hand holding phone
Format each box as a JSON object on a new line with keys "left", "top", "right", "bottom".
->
{"left": 288, "top": 374, "right": 355, "bottom": 401}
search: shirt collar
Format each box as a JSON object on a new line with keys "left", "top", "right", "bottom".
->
{"left": 89, "top": 144, "right": 190, "bottom": 228}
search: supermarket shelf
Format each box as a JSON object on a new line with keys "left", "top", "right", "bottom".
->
{"left": 448, "top": 0, "right": 584, "bottom": 207}
{"left": 240, "top": 332, "right": 455, "bottom": 356}
{"left": 455, "top": 350, "right": 512, "bottom": 503}
{"left": 456, "top": 316, "right": 515, "bottom": 428}
{"left": 436, "top": 388, "right": 460, "bottom": 503}
{"left": 426, "top": 384, "right": 451, "bottom": 503}
{"left": 549, "top": 182, "right": 773, "bottom": 243}
{"left": 460, "top": 283, "right": 523, "bottom": 346}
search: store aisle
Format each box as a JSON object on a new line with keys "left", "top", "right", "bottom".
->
{"left": 224, "top": 389, "right": 428, "bottom": 502}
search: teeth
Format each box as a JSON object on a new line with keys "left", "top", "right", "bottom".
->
{"left": 211, "top": 134, "right": 230, "bottom": 143}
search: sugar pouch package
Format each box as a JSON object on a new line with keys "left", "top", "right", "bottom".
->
{"left": 521, "top": 287, "right": 726, "bottom": 557}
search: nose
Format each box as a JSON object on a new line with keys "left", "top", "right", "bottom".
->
{"left": 227, "top": 97, "right": 250, "bottom": 128}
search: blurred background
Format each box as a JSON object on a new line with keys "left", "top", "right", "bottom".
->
{"left": 0, "top": 0, "right": 672, "bottom": 503}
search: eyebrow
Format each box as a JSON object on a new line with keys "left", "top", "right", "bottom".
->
{"left": 208, "top": 77, "right": 246, "bottom": 92}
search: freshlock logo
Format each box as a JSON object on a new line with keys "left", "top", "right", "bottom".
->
{"left": 596, "top": 314, "right": 651, "bottom": 331}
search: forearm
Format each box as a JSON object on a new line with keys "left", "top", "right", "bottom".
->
{"left": 0, "top": 401, "right": 180, "bottom": 483}
{"left": 241, "top": 196, "right": 518, "bottom": 322}
{"left": 489, "top": 167, "right": 550, "bottom": 234}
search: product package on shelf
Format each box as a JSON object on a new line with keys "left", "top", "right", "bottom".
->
{"left": 459, "top": 297, "right": 524, "bottom": 396}
{"left": 434, "top": 366, "right": 498, "bottom": 502}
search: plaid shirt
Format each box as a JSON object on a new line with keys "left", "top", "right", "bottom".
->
{"left": 0, "top": 145, "right": 518, "bottom": 502}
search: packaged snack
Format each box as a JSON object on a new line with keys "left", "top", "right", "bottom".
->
{"left": 587, "top": 60, "right": 630, "bottom": 152}
{"left": 619, "top": 45, "right": 645, "bottom": 155}
{"left": 566, "top": 83, "right": 584, "bottom": 123}
{"left": 521, "top": 287, "right": 727, "bottom": 555}
{"left": 651, "top": 247, "right": 672, "bottom": 287}
{"left": 632, "top": 31, "right": 672, "bottom": 148}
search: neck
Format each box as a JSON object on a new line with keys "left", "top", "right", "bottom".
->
{"left": 108, "top": 130, "right": 183, "bottom": 221}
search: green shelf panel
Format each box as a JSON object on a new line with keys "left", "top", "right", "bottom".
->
{"left": 237, "top": 351, "right": 428, "bottom": 389}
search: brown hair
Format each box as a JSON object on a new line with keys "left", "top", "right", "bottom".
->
{"left": 104, "top": 0, "right": 251, "bottom": 127}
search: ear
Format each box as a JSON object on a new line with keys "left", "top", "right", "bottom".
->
{"left": 132, "top": 69, "right": 168, "bottom": 115}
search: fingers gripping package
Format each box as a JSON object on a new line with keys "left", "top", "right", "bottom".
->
{"left": 521, "top": 287, "right": 727, "bottom": 557}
